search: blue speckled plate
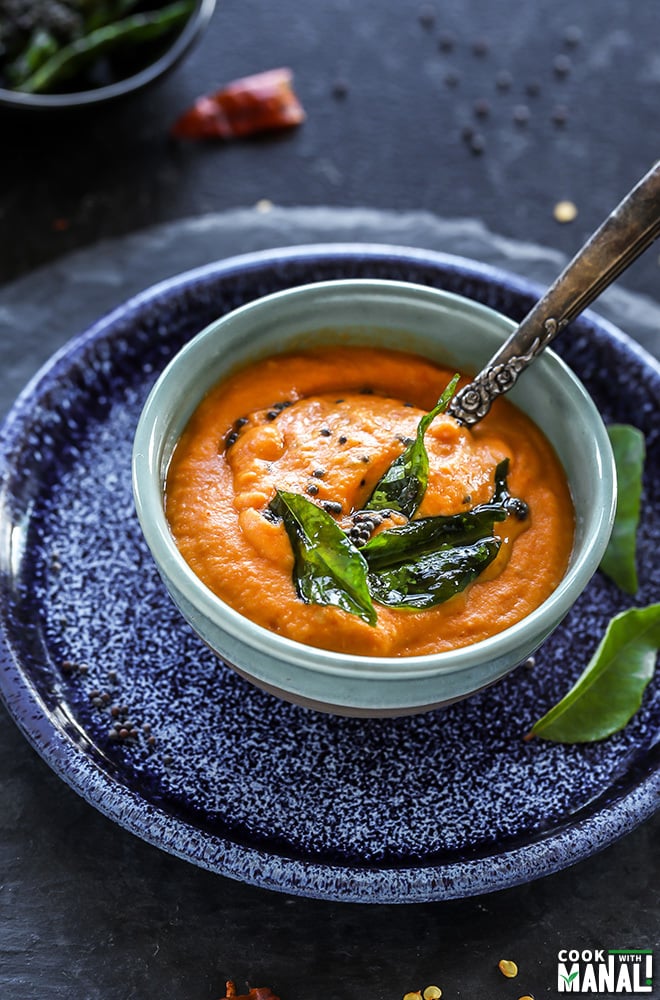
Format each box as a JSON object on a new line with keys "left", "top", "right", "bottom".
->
{"left": 0, "top": 245, "right": 658, "bottom": 903}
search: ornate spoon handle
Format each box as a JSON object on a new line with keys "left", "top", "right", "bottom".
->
{"left": 449, "top": 160, "right": 660, "bottom": 426}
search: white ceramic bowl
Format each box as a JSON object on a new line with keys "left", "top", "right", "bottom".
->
{"left": 132, "top": 279, "right": 616, "bottom": 716}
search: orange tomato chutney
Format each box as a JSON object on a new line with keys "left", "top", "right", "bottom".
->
{"left": 165, "top": 346, "right": 574, "bottom": 657}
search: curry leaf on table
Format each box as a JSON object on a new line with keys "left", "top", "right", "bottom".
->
{"left": 269, "top": 490, "right": 377, "bottom": 626}
{"left": 368, "top": 537, "right": 501, "bottom": 610}
{"left": 599, "top": 424, "right": 645, "bottom": 595}
{"left": 365, "top": 373, "right": 460, "bottom": 518}
{"left": 527, "top": 603, "right": 660, "bottom": 743}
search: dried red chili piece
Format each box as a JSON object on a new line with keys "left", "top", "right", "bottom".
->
{"left": 222, "top": 981, "right": 281, "bottom": 1000}
{"left": 171, "top": 67, "right": 305, "bottom": 140}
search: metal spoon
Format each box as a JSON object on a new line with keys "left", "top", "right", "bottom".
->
{"left": 448, "top": 160, "right": 660, "bottom": 426}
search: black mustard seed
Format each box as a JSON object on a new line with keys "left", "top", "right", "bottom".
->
{"left": 513, "top": 104, "right": 530, "bottom": 125}
{"left": 553, "top": 53, "right": 572, "bottom": 77}
{"left": 418, "top": 5, "right": 435, "bottom": 29}
{"left": 552, "top": 104, "right": 569, "bottom": 126}
{"left": 563, "top": 25, "right": 582, "bottom": 47}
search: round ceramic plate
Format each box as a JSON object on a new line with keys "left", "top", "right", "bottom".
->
{"left": 0, "top": 245, "right": 658, "bottom": 903}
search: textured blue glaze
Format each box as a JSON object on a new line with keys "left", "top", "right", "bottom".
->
{"left": 0, "top": 245, "right": 658, "bottom": 903}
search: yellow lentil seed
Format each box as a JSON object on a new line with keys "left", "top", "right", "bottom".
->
{"left": 403, "top": 993, "right": 422, "bottom": 1000}
{"left": 518, "top": 995, "right": 535, "bottom": 999}
{"left": 553, "top": 200, "right": 578, "bottom": 223}
{"left": 423, "top": 987, "right": 443, "bottom": 999}
{"left": 499, "top": 959, "right": 519, "bottom": 978}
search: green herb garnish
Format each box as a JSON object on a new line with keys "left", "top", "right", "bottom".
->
{"left": 527, "top": 603, "right": 660, "bottom": 743}
{"left": 600, "top": 424, "right": 645, "bottom": 595}
{"left": 361, "top": 458, "right": 513, "bottom": 570}
{"left": 360, "top": 507, "right": 505, "bottom": 569}
{"left": 269, "top": 490, "right": 377, "bottom": 626}
{"left": 358, "top": 458, "right": 519, "bottom": 610}
{"left": 10, "top": 1, "right": 195, "bottom": 95}
{"left": 5, "top": 27, "right": 59, "bottom": 87}
{"left": 365, "top": 374, "right": 460, "bottom": 518}
{"left": 367, "top": 537, "right": 501, "bottom": 610}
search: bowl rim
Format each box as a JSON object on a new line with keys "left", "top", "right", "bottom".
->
{"left": 132, "top": 276, "right": 617, "bottom": 680}
{"left": 0, "top": 0, "right": 216, "bottom": 110}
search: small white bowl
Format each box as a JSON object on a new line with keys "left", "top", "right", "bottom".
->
{"left": 132, "top": 279, "right": 616, "bottom": 716}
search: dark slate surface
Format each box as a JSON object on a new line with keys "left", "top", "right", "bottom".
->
{"left": 1, "top": 0, "right": 660, "bottom": 995}
{"left": 2, "top": 0, "right": 660, "bottom": 300}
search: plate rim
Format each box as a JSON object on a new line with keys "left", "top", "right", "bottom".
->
{"left": 1, "top": 241, "right": 659, "bottom": 903}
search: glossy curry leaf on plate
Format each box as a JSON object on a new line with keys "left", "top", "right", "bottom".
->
{"left": 365, "top": 373, "right": 460, "bottom": 518}
{"left": 600, "top": 424, "right": 645, "bottom": 595}
{"left": 269, "top": 490, "right": 377, "bottom": 626}
{"left": 528, "top": 602, "right": 660, "bottom": 743}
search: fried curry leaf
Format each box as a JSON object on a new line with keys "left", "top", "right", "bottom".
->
{"left": 270, "top": 490, "right": 377, "bottom": 626}
{"left": 17, "top": 2, "right": 194, "bottom": 94}
{"left": 528, "top": 603, "right": 660, "bottom": 743}
{"left": 600, "top": 424, "right": 645, "bottom": 595}
{"left": 366, "top": 373, "right": 460, "bottom": 518}
{"left": 368, "top": 537, "right": 501, "bottom": 610}
{"left": 5, "top": 28, "right": 59, "bottom": 87}
{"left": 362, "top": 509, "right": 505, "bottom": 569}
{"left": 362, "top": 458, "right": 514, "bottom": 570}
